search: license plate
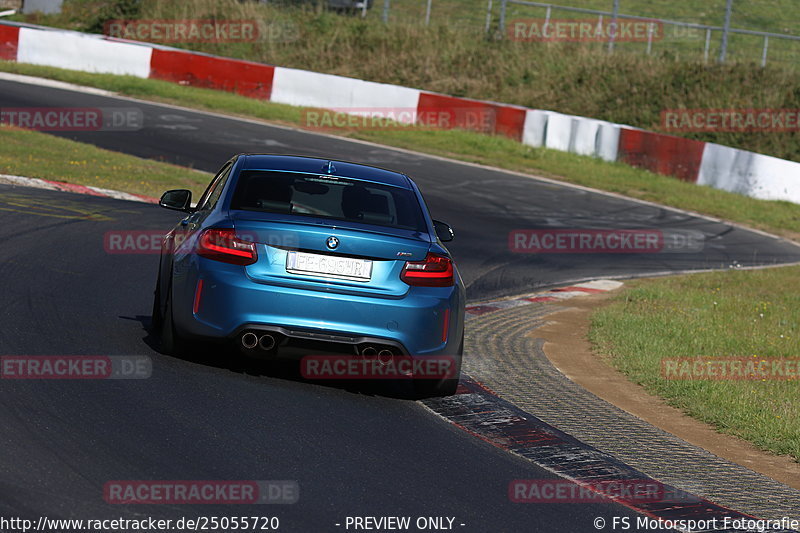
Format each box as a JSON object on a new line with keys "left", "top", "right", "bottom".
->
{"left": 286, "top": 251, "right": 373, "bottom": 281}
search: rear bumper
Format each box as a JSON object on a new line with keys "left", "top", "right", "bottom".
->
{"left": 172, "top": 260, "right": 464, "bottom": 356}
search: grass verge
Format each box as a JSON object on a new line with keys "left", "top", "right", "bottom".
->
{"left": 2, "top": 61, "right": 800, "bottom": 241}
{"left": 0, "top": 126, "right": 210, "bottom": 198}
{"left": 590, "top": 269, "right": 800, "bottom": 461}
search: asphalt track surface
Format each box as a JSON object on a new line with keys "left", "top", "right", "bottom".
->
{"left": 1, "top": 77, "right": 799, "bottom": 532}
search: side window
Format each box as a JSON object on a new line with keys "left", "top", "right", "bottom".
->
{"left": 196, "top": 164, "right": 233, "bottom": 212}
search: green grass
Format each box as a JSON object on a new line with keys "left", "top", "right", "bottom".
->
{"left": 0, "top": 126, "right": 210, "bottom": 198}
{"left": 3, "top": 59, "right": 800, "bottom": 241}
{"left": 590, "top": 268, "right": 800, "bottom": 461}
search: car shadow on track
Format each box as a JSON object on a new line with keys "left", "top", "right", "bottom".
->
{"left": 134, "top": 314, "right": 427, "bottom": 401}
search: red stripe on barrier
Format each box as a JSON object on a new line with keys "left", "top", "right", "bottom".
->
{"left": 0, "top": 24, "right": 19, "bottom": 61}
{"left": 617, "top": 128, "right": 705, "bottom": 183}
{"left": 150, "top": 49, "right": 274, "bottom": 100}
{"left": 417, "top": 93, "right": 526, "bottom": 141}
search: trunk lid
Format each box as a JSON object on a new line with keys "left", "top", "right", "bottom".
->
{"left": 232, "top": 211, "right": 431, "bottom": 298}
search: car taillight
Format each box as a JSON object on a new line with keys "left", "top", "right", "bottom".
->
{"left": 197, "top": 228, "right": 257, "bottom": 266}
{"left": 401, "top": 253, "right": 454, "bottom": 287}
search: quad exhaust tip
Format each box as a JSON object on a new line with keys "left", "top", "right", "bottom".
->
{"left": 258, "top": 334, "right": 276, "bottom": 351}
{"left": 377, "top": 349, "right": 394, "bottom": 365}
{"left": 242, "top": 334, "right": 397, "bottom": 358}
{"left": 360, "top": 345, "right": 396, "bottom": 365}
{"left": 240, "top": 332, "right": 278, "bottom": 352}
{"left": 241, "top": 332, "right": 259, "bottom": 350}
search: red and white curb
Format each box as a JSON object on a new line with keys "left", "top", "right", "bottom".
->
{"left": 465, "top": 279, "right": 624, "bottom": 318}
{"left": 0, "top": 173, "right": 158, "bottom": 203}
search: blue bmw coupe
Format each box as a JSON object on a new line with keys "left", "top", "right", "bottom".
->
{"left": 152, "top": 154, "right": 465, "bottom": 396}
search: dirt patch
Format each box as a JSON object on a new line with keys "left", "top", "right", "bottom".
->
{"left": 532, "top": 291, "right": 800, "bottom": 490}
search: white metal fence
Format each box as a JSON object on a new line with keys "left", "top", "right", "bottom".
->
{"left": 368, "top": 0, "right": 800, "bottom": 67}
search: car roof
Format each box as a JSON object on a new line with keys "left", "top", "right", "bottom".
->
{"left": 238, "top": 154, "right": 413, "bottom": 189}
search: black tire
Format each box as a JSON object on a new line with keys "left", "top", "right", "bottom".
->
{"left": 151, "top": 277, "right": 163, "bottom": 331}
{"left": 413, "top": 335, "right": 463, "bottom": 398}
{"left": 159, "top": 283, "right": 187, "bottom": 356}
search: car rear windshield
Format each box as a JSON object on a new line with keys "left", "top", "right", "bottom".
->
{"left": 230, "top": 170, "right": 428, "bottom": 232}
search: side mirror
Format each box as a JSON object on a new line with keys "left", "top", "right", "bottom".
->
{"left": 159, "top": 189, "right": 192, "bottom": 212}
{"left": 433, "top": 220, "right": 454, "bottom": 242}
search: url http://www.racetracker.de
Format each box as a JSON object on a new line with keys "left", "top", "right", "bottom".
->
{"left": 0, "top": 516, "right": 283, "bottom": 532}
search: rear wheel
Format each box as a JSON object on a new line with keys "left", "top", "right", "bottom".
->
{"left": 151, "top": 277, "right": 163, "bottom": 331}
{"left": 413, "top": 335, "right": 463, "bottom": 398}
{"left": 159, "top": 283, "right": 187, "bottom": 356}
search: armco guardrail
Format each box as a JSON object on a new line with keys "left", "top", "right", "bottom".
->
{"left": 1, "top": 21, "right": 799, "bottom": 205}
